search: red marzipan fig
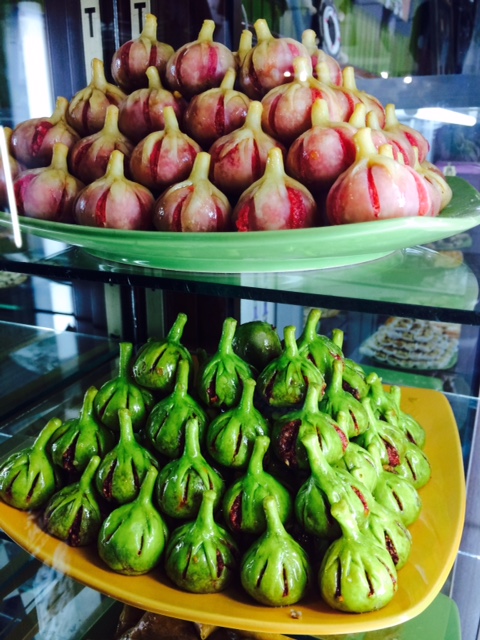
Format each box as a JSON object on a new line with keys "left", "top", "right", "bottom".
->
{"left": 239, "top": 19, "right": 311, "bottom": 100}
{"left": 118, "top": 66, "right": 186, "bottom": 143}
{"left": 302, "top": 29, "right": 342, "bottom": 86}
{"left": 183, "top": 67, "right": 250, "bottom": 149}
{"left": 326, "top": 127, "right": 435, "bottom": 225}
{"left": 342, "top": 66, "right": 385, "bottom": 127}
{"left": 153, "top": 151, "right": 231, "bottom": 232}
{"left": 384, "top": 103, "right": 430, "bottom": 163}
{"left": 286, "top": 98, "right": 360, "bottom": 192}
{"left": 111, "top": 13, "right": 174, "bottom": 92}
{"left": 415, "top": 153, "right": 452, "bottom": 215}
{"left": 67, "top": 58, "right": 126, "bottom": 137}
{"left": 14, "top": 142, "right": 84, "bottom": 222}
{"left": 365, "top": 110, "right": 415, "bottom": 166}
{"left": 261, "top": 56, "right": 344, "bottom": 146}
{"left": 0, "top": 127, "right": 21, "bottom": 208}
{"left": 232, "top": 146, "right": 317, "bottom": 231}
{"left": 10, "top": 97, "right": 80, "bottom": 169}
{"left": 130, "top": 105, "right": 201, "bottom": 192}
{"left": 165, "top": 19, "right": 236, "bottom": 99}
{"left": 74, "top": 149, "right": 154, "bottom": 229}
{"left": 69, "top": 105, "right": 135, "bottom": 184}
{"left": 209, "top": 100, "right": 286, "bottom": 200}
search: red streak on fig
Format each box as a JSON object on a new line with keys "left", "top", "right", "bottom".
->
{"left": 172, "top": 191, "right": 191, "bottom": 231}
{"left": 207, "top": 45, "right": 219, "bottom": 79}
{"left": 120, "top": 42, "right": 133, "bottom": 79}
{"left": 175, "top": 48, "right": 188, "bottom": 87}
{"left": 403, "top": 130, "right": 419, "bottom": 149}
{"left": 14, "top": 174, "right": 36, "bottom": 215}
{"left": 251, "top": 140, "right": 261, "bottom": 179}
{"left": 411, "top": 170, "right": 431, "bottom": 216}
{"left": 248, "top": 58, "right": 263, "bottom": 97}
{"left": 142, "top": 95, "right": 153, "bottom": 130}
{"left": 31, "top": 122, "right": 54, "bottom": 157}
{"left": 148, "top": 44, "right": 158, "bottom": 67}
{"left": 149, "top": 139, "right": 164, "bottom": 179}
{"left": 383, "top": 439, "right": 400, "bottom": 467}
{"left": 55, "top": 185, "right": 68, "bottom": 218}
{"left": 81, "top": 101, "right": 91, "bottom": 137}
{"left": 351, "top": 485, "right": 370, "bottom": 514}
{"left": 343, "top": 92, "right": 357, "bottom": 118}
{"left": 72, "top": 140, "right": 94, "bottom": 169}
{"left": 214, "top": 95, "right": 226, "bottom": 137}
{"left": 336, "top": 129, "right": 355, "bottom": 163}
{"left": 367, "top": 167, "right": 381, "bottom": 219}
{"left": 268, "top": 94, "right": 282, "bottom": 136}
{"left": 334, "top": 424, "right": 349, "bottom": 451}
{"left": 310, "top": 87, "right": 323, "bottom": 104}
{"left": 95, "top": 189, "right": 110, "bottom": 227}
{"left": 235, "top": 199, "right": 255, "bottom": 232}
{"left": 286, "top": 186, "right": 306, "bottom": 228}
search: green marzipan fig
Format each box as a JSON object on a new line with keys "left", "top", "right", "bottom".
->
{"left": 94, "top": 342, "right": 155, "bottom": 431}
{"left": 197, "top": 317, "right": 255, "bottom": 410}
{"left": 222, "top": 435, "right": 292, "bottom": 535}
{"left": 95, "top": 408, "right": 159, "bottom": 504}
{"left": 164, "top": 489, "right": 239, "bottom": 593}
{"left": 98, "top": 466, "right": 168, "bottom": 575}
{"left": 336, "top": 441, "right": 381, "bottom": 494}
{"left": 206, "top": 378, "right": 270, "bottom": 469}
{"left": 387, "top": 385, "right": 426, "bottom": 449}
{"left": 354, "top": 398, "right": 408, "bottom": 472}
{"left": 43, "top": 455, "right": 102, "bottom": 546}
{"left": 319, "top": 499, "right": 398, "bottom": 613}
{"left": 156, "top": 418, "right": 225, "bottom": 519}
{"left": 394, "top": 440, "right": 431, "bottom": 489}
{"left": 132, "top": 312, "right": 193, "bottom": 393}
{"left": 363, "top": 499, "right": 412, "bottom": 570}
{"left": 295, "top": 430, "right": 372, "bottom": 540}
{"left": 0, "top": 418, "right": 63, "bottom": 510}
{"left": 320, "top": 359, "right": 369, "bottom": 438}
{"left": 271, "top": 383, "right": 348, "bottom": 471}
{"left": 145, "top": 358, "right": 208, "bottom": 459}
{"left": 232, "top": 319, "right": 282, "bottom": 371}
{"left": 332, "top": 329, "right": 370, "bottom": 400}
{"left": 256, "top": 325, "right": 325, "bottom": 409}
{"left": 240, "top": 494, "right": 312, "bottom": 607}
{"left": 50, "top": 386, "right": 115, "bottom": 474}
{"left": 373, "top": 470, "right": 422, "bottom": 527}
{"left": 296, "top": 308, "right": 344, "bottom": 381}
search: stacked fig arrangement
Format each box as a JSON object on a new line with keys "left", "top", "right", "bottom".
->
{"left": 3, "top": 15, "right": 453, "bottom": 231}
{"left": 0, "top": 309, "right": 432, "bottom": 615}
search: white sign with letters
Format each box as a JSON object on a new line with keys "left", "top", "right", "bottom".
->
{"left": 80, "top": 0, "right": 103, "bottom": 79}
{"left": 130, "top": 0, "right": 151, "bottom": 38}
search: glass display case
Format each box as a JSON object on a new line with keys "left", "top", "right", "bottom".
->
{"left": 1, "top": 1, "right": 480, "bottom": 639}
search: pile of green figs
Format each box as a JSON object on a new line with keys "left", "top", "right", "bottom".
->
{"left": 0, "top": 309, "right": 431, "bottom": 614}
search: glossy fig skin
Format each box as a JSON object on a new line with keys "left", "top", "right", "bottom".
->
{"left": 67, "top": 58, "right": 127, "bottom": 137}
{"left": 10, "top": 97, "right": 80, "bottom": 169}
{"left": 238, "top": 18, "right": 311, "bottom": 100}
{"left": 153, "top": 151, "right": 232, "bottom": 232}
{"left": 0, "top": 418, "right": 63, "bottom": 511}
{"left": 43, "top": 455, "right": 102, "bottom": 547}
{"left": 184, "top": 68, "right": 250, "bottom": 149}
{"left": 233, "top": 147, "right": 317, "bottom": 232}
{"left": 118, "top": 66, "right": 187, "bottom": 144}
{"left": 14, "top": 142, "right": 84, "bottom": 223}
{"left": 208, "top": 100, "right": 285, "bottom": 200}
{"left": 69, "top": 105, "right": 135, "bottom": 185}
{"left": 302, "top": 29, "right": 343, "bottom": 86}
{"left": 165, "top": 20, "right": 236, "bottom": 99}
{"left": 130, "top": 105, "right": 201, "bottom": 193}
{"left": 74, "top": 150, "right": 155, "bottom": 230}
{"left": 111, "top": 13, "right": 174, "bottom": 92}
{"left": 384, "top": 103, "right": 430, "bottom": 163}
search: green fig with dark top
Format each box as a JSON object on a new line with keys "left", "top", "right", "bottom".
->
{"left": 95, "top": 408, "right": 159, "bottom": 504}
{"left": 271, "top": 383, "right": 348, "bottom": 471}
{"left": 164, "top": 489, "right": 239, "bottom": 593}
{"left": 156, "top": 418, "right": 225, "bottom": 519}
{"left": 256, "top": 325, "right": 325, "bottom": 409}
{"left": 197, "top": 317, "right": 255, "bottom": 410}
{"left": 296, "top": 308, "right": 343, "bottom": 381}
{"left": 331, "top": 330, "right": 370, "bottom": 400}
{"left": 146, "top": 358, "right": 208, "bottom": 459}
{"left": 132, "top": 313, "right": 193, "bottom": 393}
{"left": 319, "top": 499, "right": 398, "bottom": 613}
{"left": 94, "top": 342, "right": 155, "bottom": 431}
{"left": 295, "top": 430, "right": 372, "bottom": 540}
{"left": 363, "top": 499, "right": 412, "bottom": 570}
{"left": 336, "top": 441, "right": 381, "bottom": 493}
{"left": 0, "top": 418, "right": 63, "bottom": 510}
{"left": 320, "top": 359, "right": 369, "bottom": 438}
{"left": 354, "top": 398, "right": 408, "bottom": 471}
{"left": 240, "top": 494, "right": 312, "bottom": 606}
{"left": 43, "top": 455, "right": 102, "bottom": 546}
{"left": 98, "top": 466, "right": 168, "bottom": 575}
{"left": 222, "top": 435, "right": 292, "bottom": 535}
{"left": 373, "top": 470, "right": 422, "bottom": 527}
{"left": 50, "top": 386, "right": 115, "bottom": 474}
{"left": 233, "top": 320, "right": 282, "bottom": 371}
{"left": 206, "top": 378, "right": 269, "bottom": 469}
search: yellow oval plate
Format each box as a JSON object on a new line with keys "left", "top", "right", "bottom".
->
{"left": 0, "top": 388, "right": 466, "bottom": 636}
